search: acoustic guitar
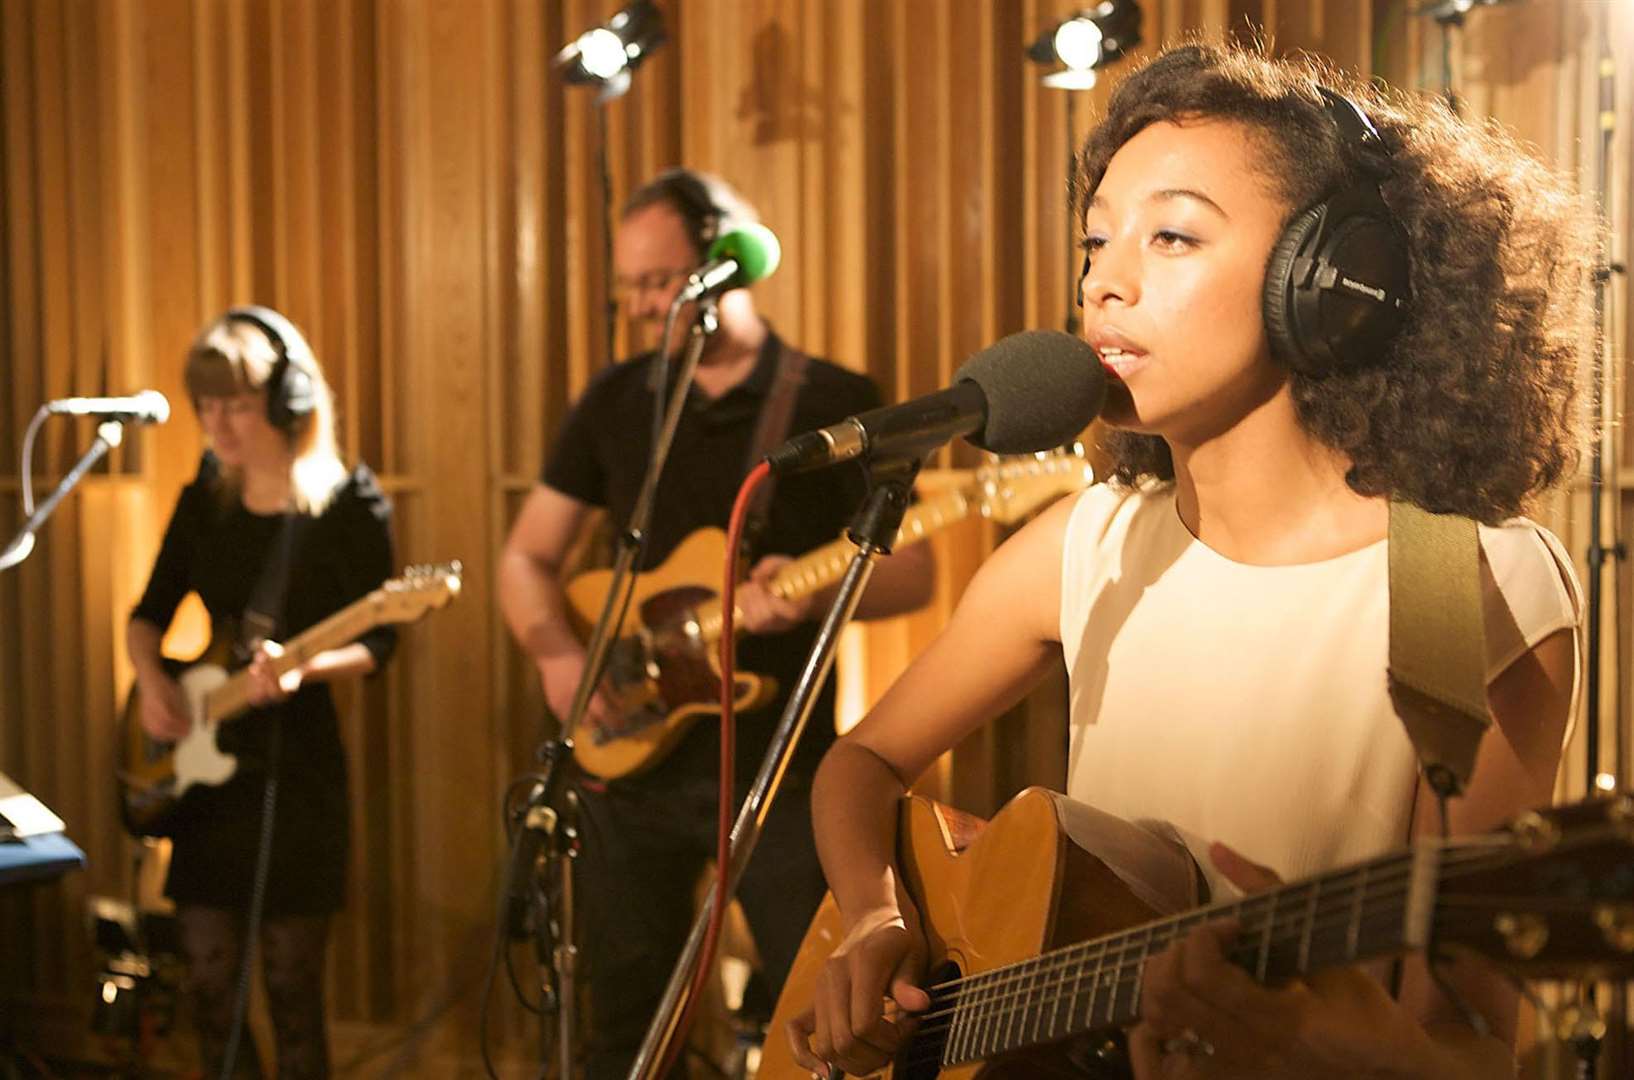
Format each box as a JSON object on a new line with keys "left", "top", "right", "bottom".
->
{"left": 564, "top": 448, "right": 1096, "bottom": 780}
{"left": 117, "top": 562, "right": 462, "bottom": 836}
{"left": 761, "top": 786, "right": 1634, "bottom": 1079}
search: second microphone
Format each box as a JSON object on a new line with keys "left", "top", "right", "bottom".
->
{"left": 766, "top": 329, "right": 1106, "bottom": 474}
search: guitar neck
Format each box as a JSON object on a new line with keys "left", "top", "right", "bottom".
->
{"left": 208, "top": 595, "right": 384, "bottom": 721}
{"left": 690, "top": 488, "right": 974, "bottom": 641}
{"left": 935, "top": 840, "right": 1480, "bottom": 1067}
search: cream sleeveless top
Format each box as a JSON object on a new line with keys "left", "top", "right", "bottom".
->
{"left": 1058, "top": 483, "right": 1582, "bottom": 900}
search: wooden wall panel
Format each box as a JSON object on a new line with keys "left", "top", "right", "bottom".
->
{"left": 0, "top": 1, "right": 1626, "bottom": 1075}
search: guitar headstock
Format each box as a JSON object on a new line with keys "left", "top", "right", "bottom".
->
{"left": 374, "top": 561, "right": 464, "bottom": 623}
{"left": 972, "top": 444, "right": 1096, "bottom": 526}
{"left": 1433, "top": 795, "right": 1634, "bottom": 979}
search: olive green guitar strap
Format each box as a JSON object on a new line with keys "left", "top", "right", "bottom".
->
{"left": 1387, "top": 499, "right": 1491, "bottom": 796}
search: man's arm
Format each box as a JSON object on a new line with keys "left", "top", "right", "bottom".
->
{"left": 498, "top": 483, "right": 617, "bottom": 728}
{"left": 851, "top": 542, "right": 935, "bottom": 621}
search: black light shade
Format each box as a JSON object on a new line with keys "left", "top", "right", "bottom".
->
{"left": 1026, "top": 2, "right": 1143, "bottom": 89}
{"left": 554, "top": 1, "right": 666, "bottom": 101}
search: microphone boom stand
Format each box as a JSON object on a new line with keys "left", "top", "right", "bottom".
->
{"left": 627, "top": 455, "right": 921, "bottom": 1080}
{"left": 1, "top": 419, "right": 125, "bottom": 573}
{"left": 512, "top": 302, "right": 719, "bottom": 1080}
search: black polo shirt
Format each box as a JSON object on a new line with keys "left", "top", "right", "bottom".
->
{"left": 543, "top": 327, "right": 883, "bottom": 778}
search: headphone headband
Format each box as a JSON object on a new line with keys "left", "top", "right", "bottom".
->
{"left": 224, "top": 305, "right": 318, "bottom": 432}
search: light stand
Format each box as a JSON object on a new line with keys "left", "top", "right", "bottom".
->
{"left": 1573, "top": 9, "right": 1629, "bottom": 1078}
{"left": 1414, "top": 1, "right": 1527, "bottom": 114}
{"left": 553, "top": 0, "right": 667, "bottom": 373}
{"left": 627, "top": 457, "right": 921, "bottom": 1080}
{"left": 1, "top": 419, "right": 125, "bottom": 573}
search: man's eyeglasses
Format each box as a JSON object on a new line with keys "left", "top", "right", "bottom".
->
{"left": 613, "top": 268, "right": 692, "bottom": 300}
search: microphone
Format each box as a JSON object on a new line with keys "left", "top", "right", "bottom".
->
{"left": 674, "top": 223, "right": 782, "bottom": 303}
{"left": 46, "top": 390, "right": 171, "bottom": 425}
{"left": 767, "top": 329, "right": 1105, "bottom": 474}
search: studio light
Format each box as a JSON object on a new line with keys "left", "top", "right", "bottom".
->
{"left": 1415, "top": 0, "right": 1523, "bottom": 26}
{"left": 554, "top": 1, "right": 667, "bottom": 102}
{"left": 1026, "top": 2, "right": 1143, "bottom": 90}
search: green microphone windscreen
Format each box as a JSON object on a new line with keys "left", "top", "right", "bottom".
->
{"left": 705, "top": 223, "right": 781, "bottom": 290}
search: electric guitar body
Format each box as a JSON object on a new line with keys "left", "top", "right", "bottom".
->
{"left": 564, "top": 526, "right": 774, "bottom": 781}
{"left": 567, "top": 448, "right": 1098, "bottom": 779}
{"left": 119, "top": 635, "right": 236, "bottom": 836}
{"left": 117, "top": 563, "right": 462, "bottom": 836}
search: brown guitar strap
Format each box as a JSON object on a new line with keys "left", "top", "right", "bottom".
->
{"left": 738, "top": 340, "right": 810, "bottom": 557}
{"left": 1387, "top": 500, "right": 1491, "bottom": 796}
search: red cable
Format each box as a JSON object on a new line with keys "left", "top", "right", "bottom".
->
{"left": 654, "top": 458, "right": 772, "bottom": 1078}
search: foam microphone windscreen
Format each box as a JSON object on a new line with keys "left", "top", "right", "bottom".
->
{"left": 706, "top": 224, "right": 782, "bottom": 290}
{"left": 954, "top": 329, "right": 1107, "bottom": 453}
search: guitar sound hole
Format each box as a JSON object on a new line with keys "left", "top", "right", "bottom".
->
{"left": 894, "top": 960, "right": 961, "bottom": 1080}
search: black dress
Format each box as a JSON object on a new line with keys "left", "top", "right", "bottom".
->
{"left": 131, "top": 452, "right": 396, "bottom": 916}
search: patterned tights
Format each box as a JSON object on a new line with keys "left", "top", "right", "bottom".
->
{"left": 176, "top": 905, "right": 331, "bottom": 1079}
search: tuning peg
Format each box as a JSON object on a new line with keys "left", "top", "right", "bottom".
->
{"left": 1494, "top": 912, "right": 1548, "bottom": 959}
{"left": 1511, "top": 811, "right": 1561, "bottom": 853}
{"left": 1593, "top": 904, "right": 1634, "bottom": 952}
{"left": 1609, "top": 795, "right": 1634, "bottom": 841}
{"left": 1554, "top": 1000, "right": 1607, "bottom": 1046}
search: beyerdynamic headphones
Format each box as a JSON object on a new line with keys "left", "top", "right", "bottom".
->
{"left": 1079, "top": 87, "right": 1411, "bottom": 378}
{"left": 223, "top": 305, "right": 318, "bottom": 433}
{"left": 1261, "top": 87, "right": 1412, "bottom": 377}
{"left": 644, "top": 168, "right": 748, "bottom": 259}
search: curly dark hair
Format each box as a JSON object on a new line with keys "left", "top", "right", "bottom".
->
{"left": 1074, "top": 42, "right": 1593, "bottom": 523}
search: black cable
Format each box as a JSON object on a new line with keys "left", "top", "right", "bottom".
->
{"left": 481, "top": 777, "right": 557, "bottom": 1079}
{"left": 1423, "top": 786, "right": 1489, "bottom": 1039}
{"left": 505, "top": 909, "right": 549, "bottom": 1015}
{"left": 219, "top": 721, "right": 280, "bottom": 1080}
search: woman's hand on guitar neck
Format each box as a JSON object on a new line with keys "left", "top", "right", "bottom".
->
{"left": 245, "top": 640, "right": 305, "bottom": 706}
{"left": 136, "top": 670, "right": 191, "bottom": 741}
{"left": 786, "top": 904, "right": 931, "bottom": 1078}
{"left": 1130, "top": 842, "right": 1449, "bottom": 1080}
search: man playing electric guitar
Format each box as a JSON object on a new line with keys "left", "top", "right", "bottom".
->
{"left": 499, "top": 168, "right": 935, "bottom": 1080}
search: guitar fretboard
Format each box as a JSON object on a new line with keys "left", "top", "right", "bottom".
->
{"left": 689, "top": 488, "right": 974, "bottom": 642}
{"left": 926, "top": 842, "right": 1453, "bottom": 1068}
{"left": 205, "top": 594, "right": 388, "bottom": 720}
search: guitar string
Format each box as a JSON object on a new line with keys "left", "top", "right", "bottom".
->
{"left": 884, "top": 843, "right": 1540, "bottom": 1070}
{"left": 692, "top": 467, "right": 1076, "bottom": 632}
{"left": 901, "top": 877, "right": 1419, "bottom": 1036}
{"left": 914, "top": 838, "right": 1508, "bottom": 1001}
{"left": 895, "top": 886, "right": 1609, "bottom": 1073}
{"left": 906, "top": 865, "right": 1519, "bottom": 1038}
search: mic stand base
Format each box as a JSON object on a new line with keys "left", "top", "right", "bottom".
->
{"left": 626, "top": 458, "right": 920, "bottom": 1080}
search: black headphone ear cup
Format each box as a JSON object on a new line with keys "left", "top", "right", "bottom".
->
{"left": 269, "top": 360, "right": 316, "bottom": 433}
{"left": 1306, "top": 210, "right": 1411, "bottom": 371}
{"left": 225, "top": 305, "right": 319, "bottom": 433}
{"left": 1263, "top": 203, "right": 1327, "bottom": 375}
